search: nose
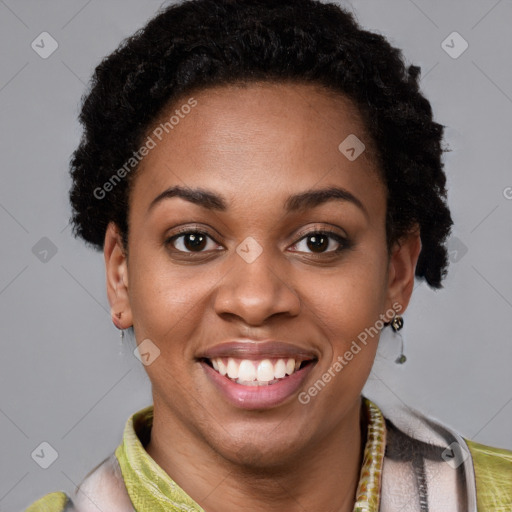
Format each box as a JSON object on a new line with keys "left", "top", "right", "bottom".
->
{"left": 213, "top": 242, "right": 301, "bottom": 326}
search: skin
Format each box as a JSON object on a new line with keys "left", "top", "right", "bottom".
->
{"left": 104, "top": 82, "right": 421, "bottom": 512}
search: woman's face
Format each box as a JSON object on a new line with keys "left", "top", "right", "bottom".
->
{"left": 106, "top": 82, "right": 419, "bottom": 467}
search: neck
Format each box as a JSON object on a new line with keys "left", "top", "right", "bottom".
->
{"left": 145, "top": 397, "right": 366, "bottom": 512}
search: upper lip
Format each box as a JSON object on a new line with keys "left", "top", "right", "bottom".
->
{"left": 197, "top": 340, "right": 319, "bottom": 362}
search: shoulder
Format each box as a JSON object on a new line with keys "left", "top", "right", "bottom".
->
{"left": 25, "top": 453, "right": 134, "bottom": 512}
{"left": 69, "top": 453, "right": 134, "bottom": 511}
{"left": 25, "top": 491, "right": 72, "bottom": 511}
{"left": 464, "top": 438, "right": 512, "bottom": 509}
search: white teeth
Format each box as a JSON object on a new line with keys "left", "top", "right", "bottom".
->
{"left": 217, "top": 358, "right": 227, "bottom": 376}
{"left": 227, "top": 358, "right": 239, "bottom": 379}
{"left": 209, "top": 357, "right": 308, "bottom": 384}
{"left": 238, "top": 360, "right": 257, "bottom": 381}
{"left": 274, "top": 359, "right": 286, "bottom": 379}
{"left": 256, "top": 359, "right": 274, "bottom": 382}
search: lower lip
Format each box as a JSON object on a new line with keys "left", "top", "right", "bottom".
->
{"left": 200, "top": 360, "right": 316, "bottom": 410}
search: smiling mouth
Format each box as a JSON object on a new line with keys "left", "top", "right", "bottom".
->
{"left": 200, "top": 357, "right": 316, "bottom": 386}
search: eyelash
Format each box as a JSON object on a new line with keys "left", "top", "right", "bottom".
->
{"left": 164, "top": 227, "right": 350, "bottom": 257}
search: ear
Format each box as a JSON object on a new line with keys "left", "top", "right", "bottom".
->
{"left": 104, "top": 222, "right": 133, "bottom": 330}
{"left": 385, "top": 226, "right": 422, "bottom": 315}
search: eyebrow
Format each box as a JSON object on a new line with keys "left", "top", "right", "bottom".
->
{"left": 147, "top": 185, "right": 368, "bottom": 217}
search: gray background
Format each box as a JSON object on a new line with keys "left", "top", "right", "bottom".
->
{"left": 0, "top": 0, "right": 511, "bottom": 509}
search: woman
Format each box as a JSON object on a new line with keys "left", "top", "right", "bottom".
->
{"left": 26, "top": 0, "right": 512, "bottom": 510}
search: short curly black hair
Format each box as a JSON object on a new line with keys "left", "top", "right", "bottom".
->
{"left": 69, "top": 0, "right": 453, "bottom": 288}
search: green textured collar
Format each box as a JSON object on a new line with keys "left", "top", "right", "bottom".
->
{"left": 114, "top": 405, "right": 205, "bottom": 511}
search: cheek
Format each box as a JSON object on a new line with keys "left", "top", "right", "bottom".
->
{"left": 308, "top": 248, "right": 388, "bottom": 356}
{"left": 127, "top": 247, "right": 224, "bottom": 357}
{"left": 126, "top": 249, "right": 201, "bottom": 338}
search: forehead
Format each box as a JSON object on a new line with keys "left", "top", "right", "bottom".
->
{"left": 130, "top": 82, "right": 385, "bottom": 215}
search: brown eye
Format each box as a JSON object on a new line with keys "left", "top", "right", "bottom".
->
{"left": 306, "top": 233, "right": 329, "bottom": 253}
{"left": 290, "top": 231, "right": 347, "bottom": 255}
{"left": 166, "top": 230, "right": 219, "bottom": 253}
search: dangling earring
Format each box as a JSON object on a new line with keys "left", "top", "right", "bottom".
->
{"left": 391, "top": 315, "right": 406, "bottom": 364}
{"left": 113, "top": 310, "right": 124, "bottom": 342}
{"left": 118, "top": 311, "right": 125, "bottom": 341}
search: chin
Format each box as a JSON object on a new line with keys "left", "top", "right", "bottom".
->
{"left": 209, "top": 424, "right": 309, "bottom": 472}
